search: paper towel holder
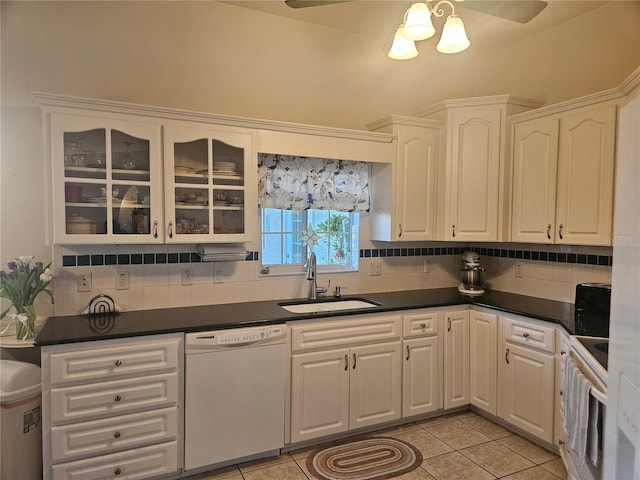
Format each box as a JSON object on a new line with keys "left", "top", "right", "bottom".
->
{"left": 196, "top": 244, "right": 248, "bottom": 262}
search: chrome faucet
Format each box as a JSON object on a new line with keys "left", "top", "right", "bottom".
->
{"left": 306, "top": 252, "right": 329, "bottom": 300}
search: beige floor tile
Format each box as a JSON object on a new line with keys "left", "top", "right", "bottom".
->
{"left": 182, "top": 465, "right": 242, "bottom": 480}
{"left": 422, "top": 451, "right": 496, "bottom": 480}
{"left": 395, "top": 466, "right": 437, "bottom": 479}
{"left": 497, "top": 435, "right": 559, "bottom": 464}
{"left": 459, "top": 441, "right": 535, "bottom": 477}
{"left": 446, "top": 409, "right": 476, "bottom": 419}
{"left": 425, "top": 419, "right": 492, "bottom": 450}
{"left": 500, "top": 465, "right": 565, "bottom": 480}
{"left": 540, "top": 458, "right": 568, "bottom": 479}
{"left": 242, "top": 460, "right": 308, "bottom": 480}
{"left": 288, "top": 441, "right": 336, "bottom": 460}
{"left": 378, "top": 421, "right": 422, "bottom": 436}
{"left": 393, "top": 428, "right": 455, "bottom": 459}
{"left": 459, "top": 415, "right": 512, "bottom": 439}
{"left": 416, "top": 415, "right": 459, "bottom": 427}
{"left": 238, "top": 452, "right": 292, "bottom": 473}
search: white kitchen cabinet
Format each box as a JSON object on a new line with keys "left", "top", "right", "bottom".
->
{"left": 511, "top": 102, "right": 617, "bottom": 245}
{"left": 402, "top": 310, "right": 442, "bottom": 418}
{"left": 499, "top": 315, "right": 555, "bottom": 443}
{"left": 368, "top": 116, "right": 443, "bottom": 241}
{"left": 469, "top": 310, "right": 498, "bottom": 415}
{"left": 418, "top": 96, "right": 542, "bottom": 241}
{"left": 163, "top": 122, "right": 256, "bottom": 243}
{"left": 289, "top": 314, "right": 402, "bottom": 444}
{"left": 443, "top": 309, "right": 470, "bottom": 409}
{"left": 554, "top": 329, "right": 570, "bottom": 447}
{"left": 50, "top": 112, "right": 164, "bottom": 244}
{"left": 41, "top": 333, "right": 183, "bottom": 480}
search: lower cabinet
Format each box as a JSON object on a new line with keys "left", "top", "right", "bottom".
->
{"left": 499, "top": 315, "right": 556, "bottom": 443}
{"left": 289, "top": 314, "right": 403, "bottom": 444}
{"left": 41, "top": 333, "right": 183, "bottom": 480}
{"left": 469, "top": 310, "right": 498, "bottom": 415}
{"left": 444, "top": 310, "right": 470, "bottom": 409}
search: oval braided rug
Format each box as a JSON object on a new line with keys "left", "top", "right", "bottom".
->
{"left": 306, "top": 437, "right": 423, "bottom": 480}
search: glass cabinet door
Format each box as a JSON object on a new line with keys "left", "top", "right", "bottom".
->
{"left": 51, "top": 114, "right": 162, "bottom": 244}
{"left": 164, "top": 125, "right": 253, "bottom": 243}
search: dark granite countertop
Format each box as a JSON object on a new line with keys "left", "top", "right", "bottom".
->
{"left": 34, "top": 288, "right": 576, "bottom": 346}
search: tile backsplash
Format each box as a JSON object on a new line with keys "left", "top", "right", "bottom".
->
{"left": 52, "top": 241, "right": 612, "bottom": 317}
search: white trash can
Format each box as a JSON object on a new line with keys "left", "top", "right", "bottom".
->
{"left": 0, "top": 360, "right": 42, "bottom": 480}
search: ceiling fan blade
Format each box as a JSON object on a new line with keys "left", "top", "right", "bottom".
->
{"left": 285, "top": 0, "right": 351, "bottom": 8}
{"left": 459, "top": 1, "right": 548, "bottom": 24}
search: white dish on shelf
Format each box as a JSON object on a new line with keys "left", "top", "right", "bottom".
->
{"left": 175, "top": 166, "right": 195, "bottom": 174}
{"left": 212, "top": 170, "right": 240, "bottom": 176}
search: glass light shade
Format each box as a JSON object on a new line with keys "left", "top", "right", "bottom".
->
{"left": 436, "top": 14, "right": 470, "bottom": 53}
{"left": 403, "top": 3, "right": 435, "bottom": 41}
{"left": 388, "top": 28, "right": 418, "bottom": 60}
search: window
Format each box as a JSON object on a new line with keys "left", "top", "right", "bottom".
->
{"left": 260, "top": 208, "right": 359, "bottom": 273}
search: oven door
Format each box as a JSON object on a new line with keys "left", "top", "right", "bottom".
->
{"left": 561, "top": 347, "right": 607, "bottom": 480}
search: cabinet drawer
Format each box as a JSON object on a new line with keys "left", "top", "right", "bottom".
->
{"left": 52, "top": 440, "right": 178, "bottom": 480}
{"left": 402, "top": 311, "right": 440, "bottom": 338}
{"left": 48, "top": 335, "right": 181, "bottom": 387}
{"left": 50, "top": 407, "right": 178, "bottom": 462}
{"left": 290, "top": 315, "right": 401, "bottom": 352}
{"left": 502, "top": 316, "right": 555, "bottom": 353}
{"left": 50, "top": 373, "right": 178, "bottom": 424}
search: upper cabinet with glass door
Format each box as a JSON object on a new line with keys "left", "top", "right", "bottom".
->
{"left": 51, "top": 113, "right": 163, "bottom": 244}
{"left": 163, "top": 123, "right": 255, "bottom": 243}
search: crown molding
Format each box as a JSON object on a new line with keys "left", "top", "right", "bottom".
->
{"left": 366, "top": 114, "right": 445, "bottom": 131}
{"left": 414, "top": 94, "right": 545, "bottom": 118}
{"left": 31, "top": 92, "right": 393, "bottom": 144}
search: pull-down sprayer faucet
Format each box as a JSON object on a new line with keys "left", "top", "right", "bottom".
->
{"left": 306, "top": 252, "right": 329, "bottom": 300}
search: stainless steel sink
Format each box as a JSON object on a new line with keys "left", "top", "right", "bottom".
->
{"left": 279, "top": 298, "right": 379, "bottom": 314}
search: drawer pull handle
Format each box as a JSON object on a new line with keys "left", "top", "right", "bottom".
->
{"left": 559, "top": 440, "right": 565, "bottom": 446}
{"left": 153, "top": 220, "right": 159, "bottom": 239}
{"left": 115, "top": 467, "right": 122, "bottom": 476}
{"left": 560, "top": 349, "right": 566, "bottom": 355}
{"left": 344, "top": 354, "right": 348, "bottom": 371}
{"left": 447, "top": 318, "right": 452, "bottom": 332}
{"left": 522, "top": 332, "right": 530, "bottom": 338}
{"left": 452, "top": 224, "right": 456, "bottom": 238}
{"left": 399, "top": 223, "right": 403, "bottom": 237}
{"left": 505, "top": 348, "right": 510, "bottom": 364}
{"left": 114, "top": 431, "right": 122, "bottom": 439}
{"left": 560, "top": 389, "right": 564, "bottom": 396}
{"left": 114, "top": 359, "right": 122, "bottom": 367}
{"left": 353, "top": 353, "right": 357, "bottom": 370}
{"left": 559, "top": 223, "right": 564, "bottom": 240}
{"left": 547, "top": 224, "right": 552, "bottom": 240}
{"left": 420, "top": 323, "right": 426, "bottom": 329}
{"left": 406, "top": 345, "right": 411, "bottom": 361}
{"left": 114, "top": 395, "right": 122, "bottom": 402}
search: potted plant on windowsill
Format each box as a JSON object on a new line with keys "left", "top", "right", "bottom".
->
{"left": 0, "top": 256, "right": 53, "bottom": 340}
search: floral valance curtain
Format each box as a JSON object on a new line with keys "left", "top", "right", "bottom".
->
{"left": 257, "top": 153, "right": 370, "bottom": 212}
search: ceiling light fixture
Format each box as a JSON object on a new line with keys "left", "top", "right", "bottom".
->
{"left": 388, "top": 0, "right": 470, "bottom": 59}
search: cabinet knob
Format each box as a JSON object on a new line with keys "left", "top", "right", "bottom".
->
{"left": 420, "top": 323, "right": 426, "bottom": 329}
{"left": 114, "top": 431, "right": 121, "bottom": 439}
{"left": 114, "top": 395, "right": 122, "bottom": 402}
{"left": 114, "top": 467, "right": 122, "bottom": 476}
{"left": 559, "top": 440, "right": 565, "bottom": 446}
{"left": 560, "top": 389, "right": 564, "bottom": 396}
{"left": 114, "top": 359, "right": 122, "bottom": 367}
{"left": 560, "top": 349, "right": 566, "bottom": 355}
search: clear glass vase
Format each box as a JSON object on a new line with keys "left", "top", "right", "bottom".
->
{"left": 15, "top": 305, "right": 36, "bottom": 340}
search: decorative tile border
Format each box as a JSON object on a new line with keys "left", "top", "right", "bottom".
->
{"left": 62, "top": 246, "right": 612, "bottom": 267}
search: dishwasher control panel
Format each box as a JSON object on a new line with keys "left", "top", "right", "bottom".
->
{"left": 217, "top": 327, "right": 283, "bottom": 345}
{"left": 186, "top": 325, "right": 286, "bottom": 352}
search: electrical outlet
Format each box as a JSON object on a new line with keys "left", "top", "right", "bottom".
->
{"left": 214, "top": 269, "right": 223, "bottom": 284}
{"left": 369, "top": 259, "right": 382, "bottom": 276}
{"left": 116, "top": 271, "right": 130, "bottom": 290}
{"left": 77, "top": 273, "right": 92, "bottom": 292}
{"left": 423, "top": 260, "right": 432, "bottom": 273}
{"left": 182, "top": 268, "right": 193, "bottom": 286}
{"left": 515, "top": 262, "right": 523, "bottom": 278}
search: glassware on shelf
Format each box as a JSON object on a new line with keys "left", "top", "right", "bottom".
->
{"left": 119, "top": 141, "right": 137, "bottom": 170}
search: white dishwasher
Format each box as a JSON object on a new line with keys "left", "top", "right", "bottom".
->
{"left": 184, "top": 325, "right": 287, "bottom": 473}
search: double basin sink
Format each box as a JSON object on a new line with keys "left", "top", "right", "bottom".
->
{"left": 278, "top": 298, "right": 379, "bottom": 314}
